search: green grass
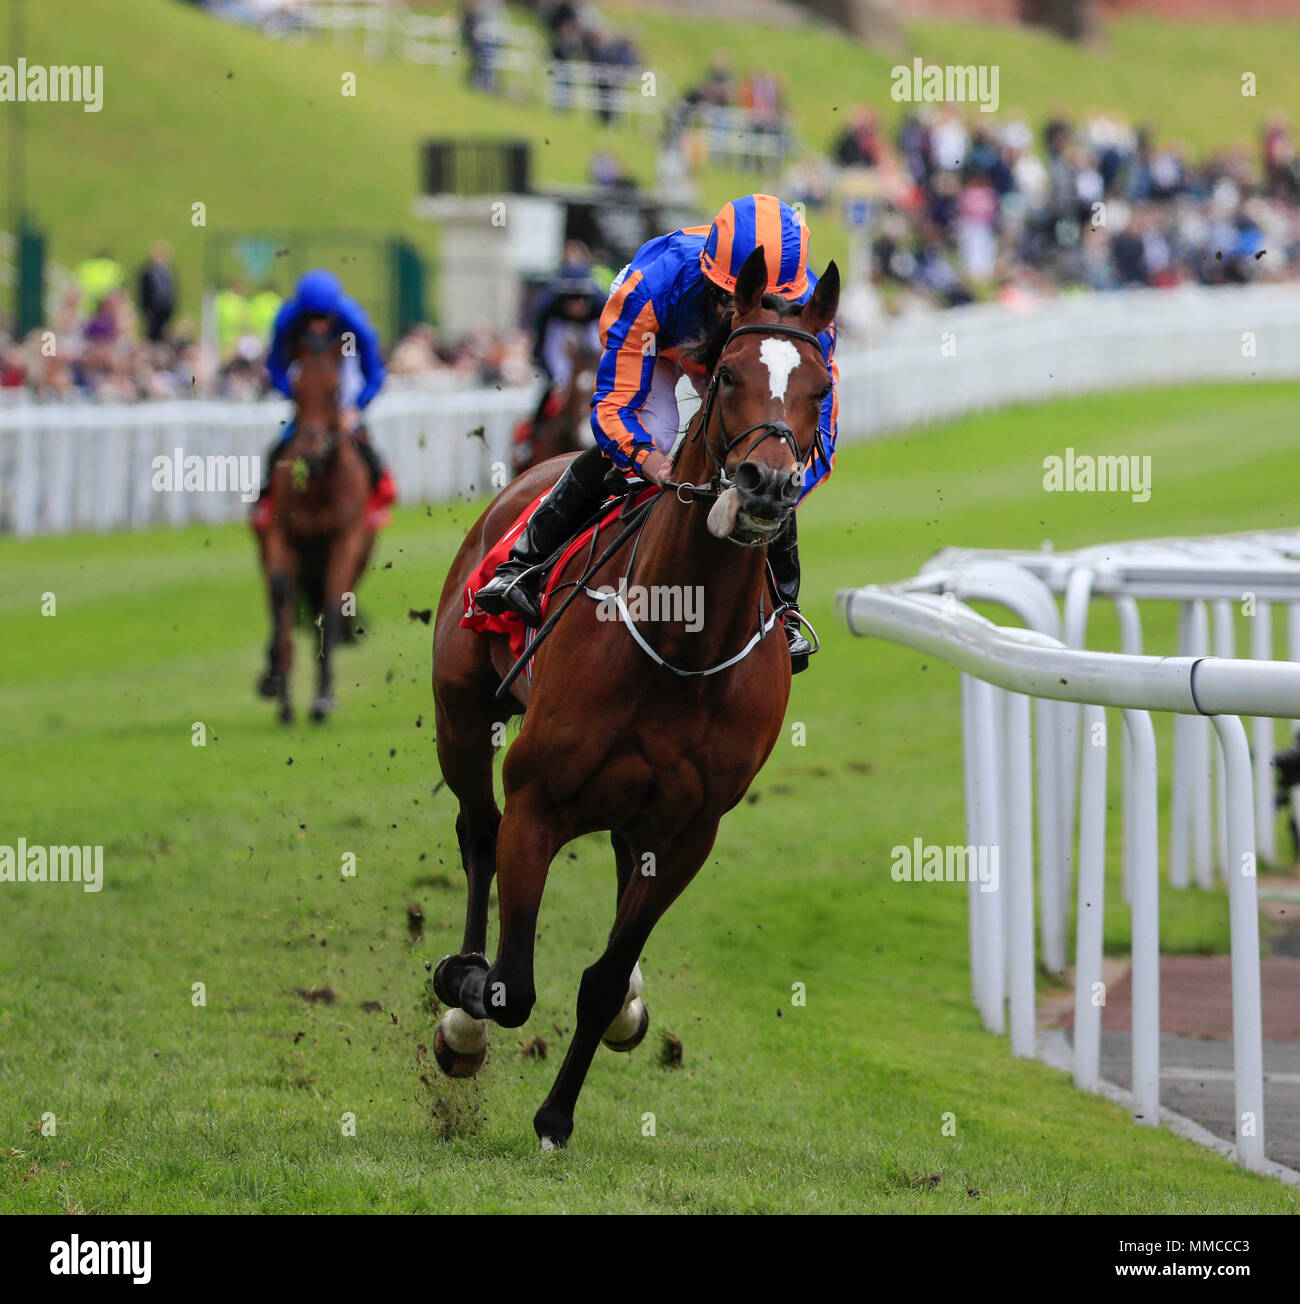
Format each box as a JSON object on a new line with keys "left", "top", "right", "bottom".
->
{"left": 1, "top": 381, "right": 1298, "bottom": 1213}
{"left": 8, "top": 1, "right": 1300, "bottom": 316}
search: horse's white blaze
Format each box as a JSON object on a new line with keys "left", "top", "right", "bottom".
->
{"left": 759, "top": 337, "right": 801, "bottom": 402}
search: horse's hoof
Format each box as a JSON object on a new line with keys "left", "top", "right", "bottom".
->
{"left": 433, "top": 1011, "right": 487, "bottom": 1079}
{"left": 278, "top": 703, "right": 294, "bottom": 726}
{"left": 310, "top": 695, "right": 336, "bottom": 723}
{"left": 257, "top": 672, "right": 282, "bottom": 699}
{"left": 533, "top": 1106, "right": 573, "bottom": 1152}
{"left": 602, "top": 997, "right": 649, "bottom": 1052}
{"left": 433, "top": 952, "right": 489, "bottom": 1009}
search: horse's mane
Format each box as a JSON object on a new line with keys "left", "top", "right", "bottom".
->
{"left": 689, "top": 293, "right": 800, "bottom": 376}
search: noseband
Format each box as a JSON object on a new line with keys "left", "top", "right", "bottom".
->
{"left": 671, "top": 320, "right": 828, "bottom": 502}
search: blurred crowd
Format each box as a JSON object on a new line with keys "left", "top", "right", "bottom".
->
{"left": 13, "top": 5, "right": 1300, "bottom": 401}
{"left": 0, "top": 242, "right": 537, "bottom": 403}
{"left": 795, "top": 106, "right": 1300, "bottom": 313}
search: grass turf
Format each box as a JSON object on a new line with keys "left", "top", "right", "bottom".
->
{"left": 0, "top": 380, "right": 1298, "bottom": 1212}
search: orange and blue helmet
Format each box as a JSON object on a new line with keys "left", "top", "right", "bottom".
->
{"left": 700, "top": 194, "right": 809, "bottom": 298}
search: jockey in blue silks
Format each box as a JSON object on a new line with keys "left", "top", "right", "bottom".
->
{"left": 476, "top": 194, "right": 839, "bottom": 673}
{"left": 253, "top": 268, "right": 394, "bottom": 523}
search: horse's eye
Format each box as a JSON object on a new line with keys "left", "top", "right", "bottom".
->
{"left": 718, "top": 366, "right": 736, "bottom": 386}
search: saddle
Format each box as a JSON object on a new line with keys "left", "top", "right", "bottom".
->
{"left": 461, "top": 487, "right": 653, "bottom": 664}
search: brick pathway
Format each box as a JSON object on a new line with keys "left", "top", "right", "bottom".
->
{"left": 1048, "top": 916, "right": 1300, "bottom": 1172}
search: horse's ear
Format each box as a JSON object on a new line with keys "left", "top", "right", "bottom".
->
{"left": 733, "top": 246, "right": 769, "bottom": 317}
{"left": 802, "top": 261, "right": 840, "bottom": 336}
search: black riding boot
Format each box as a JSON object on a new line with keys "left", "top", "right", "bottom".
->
{"left": 257, "top": 433, "right": 286, "bottom": 501}
{"left": 770, "top": 513, "right": 813, "bottom": 674}
{"left": 475, "top": 446, "right": 609, "bottom": 626}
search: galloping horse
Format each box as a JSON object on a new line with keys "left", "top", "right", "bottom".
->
{"left": 430, "top": 247, "right": 838, "bottom": 1149}
{"left": 257, "top": 330, "right": 375, "bottom": 724}
{"left": 512, "top": 342, "right": 603, "bottom": 476}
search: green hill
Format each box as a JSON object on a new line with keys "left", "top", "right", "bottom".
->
{"left": 6, "top": 0, "right": 1300, "bottom": 321}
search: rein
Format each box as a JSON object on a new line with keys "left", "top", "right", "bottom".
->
{"left": 492, "top": 318, "right": 826, "bottom": 698}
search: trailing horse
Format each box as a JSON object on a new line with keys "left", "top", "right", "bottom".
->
{"left": 430, "top": 247, "right": 838, "bottom": 1149}
{"left": 256, "top": 331, "right": 376, "bottom": 724}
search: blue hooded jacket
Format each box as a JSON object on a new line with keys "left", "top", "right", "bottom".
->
{"left": 267, "top": 269, "right": 386, "bottom": 409}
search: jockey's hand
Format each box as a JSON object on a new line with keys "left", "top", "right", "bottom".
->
{"left": 340, "top": 407, "right": 361, "bottom": 436}
{"left": 639, "top": 450, "right": 673, "bottom": 486}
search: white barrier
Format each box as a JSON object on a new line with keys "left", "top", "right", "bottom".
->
{"left": 0, "top": 387, "right": 532, "bottom": 537}
{"left": 927, "top": 535, "right": 1300, "bottom": 878}
{"left": 838, "top": 583, "right": 1282, "bottom": 1172}
{"left": 4, "top": 283, "right": 1300, "bottom": 536}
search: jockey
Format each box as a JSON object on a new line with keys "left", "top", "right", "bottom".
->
{"left": 253, "top": 268, "right": 395, "bottom": 522}
{"left": 534, "top": 258, "right": 605, "bottom": 393}
{"left": 523, "top": 257, "right": 605, "bottom": 442}
{"left": 476, "top": 193, "right": 838, "bottom": 673}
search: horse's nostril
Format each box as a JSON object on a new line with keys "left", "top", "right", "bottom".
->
{"left": 733, "top": 461, "right": 764, "bottom": 496}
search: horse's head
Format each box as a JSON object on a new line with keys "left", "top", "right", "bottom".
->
{"left": 290, "top": 321, "right": 344, "bottom": 474}
{"left": 688, "top": 246, "right": 839, "bottom": 546}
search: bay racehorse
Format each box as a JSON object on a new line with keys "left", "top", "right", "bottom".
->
{"left": 256, "top": 330, "right": 375, "bottom": 724}
{"left": 430, "top": 247, "right": 838, "bottom": 1149}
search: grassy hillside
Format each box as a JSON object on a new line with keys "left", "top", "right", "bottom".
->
{"left": 5, "top": 1, "right": 1300, "bottom": 319}
{"left": 1, "top": 381, "right": 1298, "bottom": 1212}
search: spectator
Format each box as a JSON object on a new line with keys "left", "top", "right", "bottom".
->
{"left": 461, "top": 0, "right": 503, "bottom": 92}
{"left": 137, "top": 241, "right": 177, "bottom": 343}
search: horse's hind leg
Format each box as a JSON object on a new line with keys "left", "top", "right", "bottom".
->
{"left": 602, "top": 831, "right": 649, "bottom": 1053}
{"left": 533, "top": 821, "right": 717, "bottom": 1151}
{"left": 430, "top": 677, "right": 505, "bottom": 1077}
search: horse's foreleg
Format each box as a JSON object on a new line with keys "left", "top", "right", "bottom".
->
{"left": 313, "top": 527, "right": 367, "bottom": 722}
{"left": 434, "top": 782, "right": 560, "bottom": 1031}
{"left": 533, "top": 821, "right": 718, "bottom": 1151}
{"left": 261, "top": 535, "right": 296, "bottom": 725}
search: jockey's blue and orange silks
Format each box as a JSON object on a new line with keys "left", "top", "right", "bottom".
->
{"left": 591, "top": 203, "right": 838, "bottom": 502}
{"left": 266, "top": 272, "right": 387, "bottom": 410}
{"left": 701, "top": 194, "right": 810, "bottom": 297}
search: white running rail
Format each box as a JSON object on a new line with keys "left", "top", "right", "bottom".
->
{"left": 838, "top": 582, "right": 1288, "bottom": 1172}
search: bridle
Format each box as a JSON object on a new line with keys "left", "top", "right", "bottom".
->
{"left": 668, "top": 319, "right": 829, "bottom": 504}
{"left": 494, "top": 317, "right": 830, "bottom": 696}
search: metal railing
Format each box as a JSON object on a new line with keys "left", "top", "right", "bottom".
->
{"left": 4, "top": 283, "right": 1300, "bottom": 536}
{"left": 838, "top": 582, "right": 1284, "bottom": 1173}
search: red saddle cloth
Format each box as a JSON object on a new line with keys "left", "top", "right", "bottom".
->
{"left": 461, "top": 488, "right": 654, "bottom": 665}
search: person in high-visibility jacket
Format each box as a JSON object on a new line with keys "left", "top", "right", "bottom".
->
{"left": 214, "top": 280, "right": 250, "bottom": 359}
{"left": 75, "top": 252, "right": 124, "bottom": 314}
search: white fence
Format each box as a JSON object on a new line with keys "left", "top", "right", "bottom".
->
{"left": 838, "top": 580, "right": 1298, "bottom": 1174}
{"left": 4, "top": 283, "right": 1300, "bottom": 536}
